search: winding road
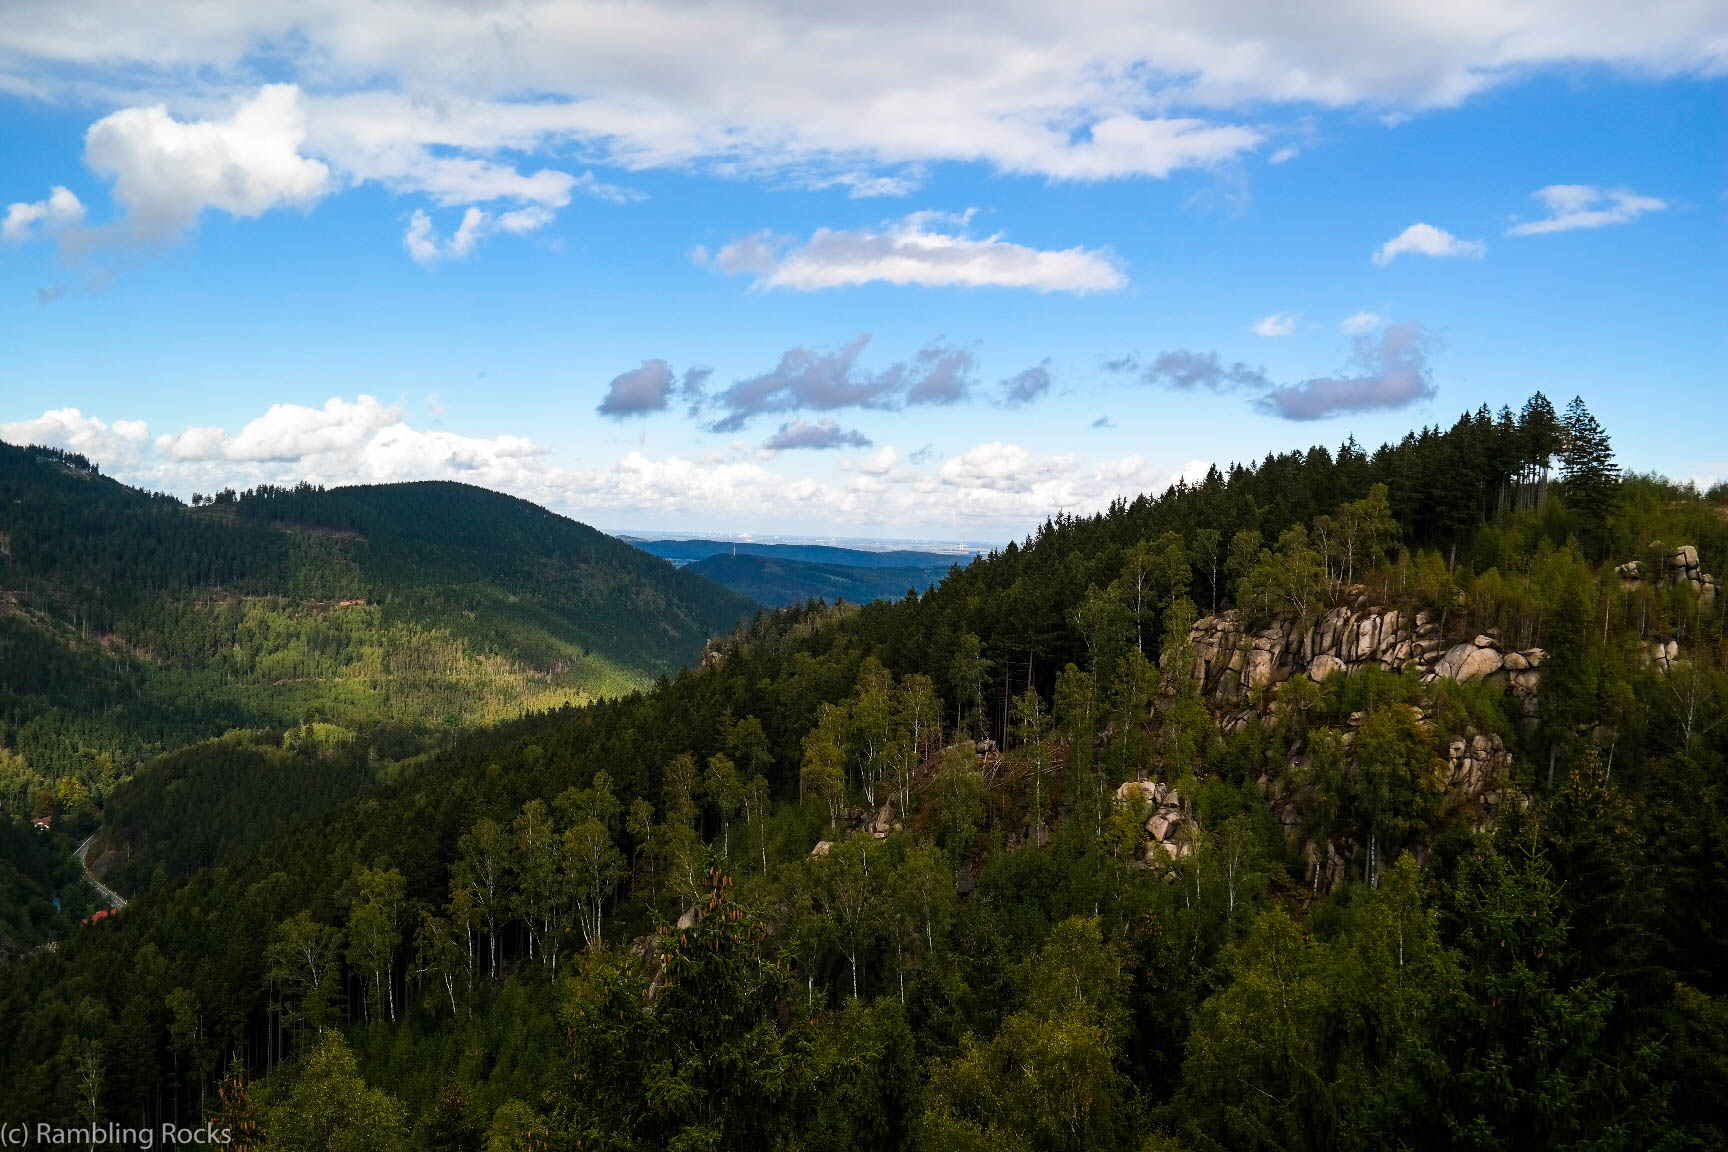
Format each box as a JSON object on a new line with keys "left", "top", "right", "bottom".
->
{"left": 75, "top": 834, "right": 127, "bottom": 911}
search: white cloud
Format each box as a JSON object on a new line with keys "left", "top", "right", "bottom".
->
{"left": 706, "top": 211, "right": 1125, "bottom": 293}
{"left": 1505, "top": 184, "right": 1668, "bottom": 236}
{"left": 404, "top": 204, "right": 555, "bottom": 263}
{"left": 0, "top": 408, "right": 150, "bottom": 466}
{"left": 1251, "top": 311, "right": 1298, "bottom": 336}
{"left": 1268, "top": 145, "right": 1300, "bottom": 164}
{"left": 1372, "top": 222, "right": 1485, "bottom": 266}
{"left": 83, "top": 84, "right": 330, "bottom": 238}
{"left": 7, "top": 3, "right": 1717, "bottom": 251}
{"left": 155, "top": 396, "right": 403, "bottom": 461}
{"left": 1340, "top": 309, "right": 1382, "bottom": 333}
{"left": 706, "top": 231, "right": 787, "bottom": 277}
{"left": 2, "top": 185, "right": 84, "bottom": 242}
{"left": 849, "top": 446, "right": 899, "bottom": 475}
{"left": 4, "top": 398, "right": 1191, "bottom": 535}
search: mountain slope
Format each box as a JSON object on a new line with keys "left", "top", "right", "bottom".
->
{"left": 2, "top": 399, "right": 1726, "bottom": 1146}
{"left": 682, "top": 552, "right": 952, "bottom": 606}
{"left": 628, "top": 537, "right": 972, "bottom": 569}
{"left": 0, "top": 442, "right": 754, "bottom": 794}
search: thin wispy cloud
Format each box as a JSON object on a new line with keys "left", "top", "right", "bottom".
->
{"left": 404, "top": 204, "right": 555, "bottom": 263}
{"left": 1505, "top": 185, "right": 1667, "bottom": 236}
{"left": 1251, "top": 312, "right": 1298, "bottom": 337}
{"left": 1109, "top": 350, "right": 1272, "bottom": 392}
{"left": 1000, "top": 363, "right": 1055, "bottom": 406}
{"left": 763, "top": 418, "right": 873, "bottom": 451}
{"left": 1256, "top": 323, "right": 1437, "bottom": 420}
{"left": 701, "top": 211, "right": 1125, "bottom": 294}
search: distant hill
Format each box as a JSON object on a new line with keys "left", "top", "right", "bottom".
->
{"left": 0, "top": 442, "right": 754, "bottom": 798}
{"left": 683, "top": 552, "right": 952, "bottom": 607}
{"left": 627, "top": 537, "right": 973, "bottom": 570}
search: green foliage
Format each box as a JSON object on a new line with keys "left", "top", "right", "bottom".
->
{"left": 559, "top": 858, "right": 809, "bottom": 1150}
{"left": 264, "top": 1031, "right": 408, "bottom": 1152}
{"left": 0, "top": 442, "right": 753, "bottom": 805}
{"left": 1, "top": 399, "right": 1724, "bottom": 1150}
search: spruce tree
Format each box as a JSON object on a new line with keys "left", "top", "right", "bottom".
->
{"left": 1560, "top": 395, "right": 1619, "bottom": 549}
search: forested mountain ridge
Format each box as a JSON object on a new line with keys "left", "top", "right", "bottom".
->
{"left": 2, "top": 395, "right": 1726, "bottom": 1149}
{"left": 683, "top": 551, "right": 955, "bottom": 607}
{"left": 0, "top": 441, "right": 754, "bottom": 818}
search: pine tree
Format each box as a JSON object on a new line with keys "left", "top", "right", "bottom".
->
{"left": 1560, "top": 395, "right": 1619, "bottom": 550}
{"left": 1519, "top": 391, "right": 1563, "bottom": 511}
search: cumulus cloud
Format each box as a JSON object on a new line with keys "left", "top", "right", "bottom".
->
{"left": 83, "top": 84, "right": 330, "bottom": 238}
{"left": 4, "top": 396, "right": 547, "bottom": 498}
{"left": 1505, "top": 185, "right": 1668, "bottom": 236}
{"left": 1372, "top": 223, "right": 1485, "bottom": 266}
{"left": 596, "top": 360, "right": 680, "bottom": 418}
{"left": 849, "top": 446, "right": 899, "bottom": 474}
{"left": 703, "top": 211, "right": 1125, "bottom": 293}
{"left": 1340, "top": 310, "right": 1382, "bottom": 333}
{"left": 4, "top": 1, "right": 1720, "bottom": 240}
{"left": 404, "top": 204, "right": 555, "bottom": 263}
{"left": 763, "top": 418, "right": 873, "bottom": 451}
{"left": 155, "top": 396, "right": 403, "bottom": 461}
{"left": 3, "top": 398, "right": 1192, "bottom": 535}
{"left": 2, "top": 186, "right": 84, "bottom": 242}
{"left": 709, "top": 335, "right": 977, "bottom": 431}
{"left": 1251, "top": 311, "right": 1298, "bottom": 336}
{"left": 1255, "top": 322, "right": 1437, "bottom": 420}
{"left": 1000, "top": 363, "right": 1054, "bottom": 406}
{"left": 0, "top": 408, "right": 151, "bottom": 467}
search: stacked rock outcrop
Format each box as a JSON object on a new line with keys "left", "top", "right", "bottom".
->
{"left": 1115, "top": 779, "right": 1192, "bottom": 864}
{"left": 1616, "top": 544, "right": 1719, "bottom": 612}
{"left": 1187, "top": 606, "right": 1545, "bottom": 721}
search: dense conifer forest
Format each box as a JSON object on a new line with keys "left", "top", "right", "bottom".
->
{"left": 0, "top": 440, "right": 752, "bottom": 807}
{"left": 2, "top": 394, "right": 1725, "bottom": 1149}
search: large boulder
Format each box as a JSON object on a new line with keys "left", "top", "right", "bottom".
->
{"left": 1308, "top": 653, "right": 1347, "bottom": 681}
{"left": 1435, "top": 642, "right": 1503, "bottom": 683}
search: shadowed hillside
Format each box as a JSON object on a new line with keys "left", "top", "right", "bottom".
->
{"left": 0, "top": 442, "right": 754, "bottom": 803}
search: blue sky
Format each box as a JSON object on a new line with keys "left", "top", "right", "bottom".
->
{"left": 1, "top": 3, "right": 1723, "bottom": 540}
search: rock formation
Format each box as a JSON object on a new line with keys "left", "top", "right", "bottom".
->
{"left": 1616, "top": 544, "right": 1720, "bottom": 612}
{"left": 1115, "top": 779, "right": 1191, "bottom": 865}
{"left": 1187, "top": 605, "right": 1544, "bottom": 723}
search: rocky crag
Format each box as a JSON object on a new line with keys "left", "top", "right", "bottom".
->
{"left": 1186, "top": 603, "right": 1545, "bottom": 724}
{"left": 1119, "top": 542, "right": 1719, "bottom": 888}
{"left": 1616, "top": 544, "right": 1719, "bottom": 612}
